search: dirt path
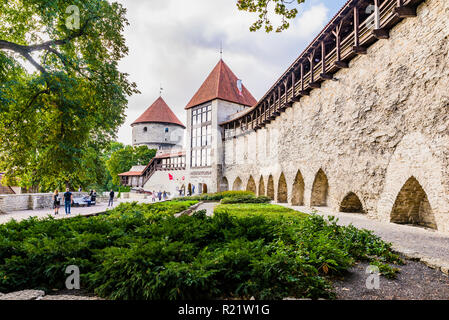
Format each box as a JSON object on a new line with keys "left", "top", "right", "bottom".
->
{"left": 195, "top": 202, "right": 219, "bottom": 217}
{"left": 333, "top": 257, "right": 449, "bottom": 300}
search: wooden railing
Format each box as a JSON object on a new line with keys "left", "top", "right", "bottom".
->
{"left": 222, "top": 0, "right": 423, "bottom": 136}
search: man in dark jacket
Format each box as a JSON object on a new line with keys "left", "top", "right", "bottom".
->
{"left": 63, "top": 188, "right": 73, "bottom": 215}
{"left": 108, "top": 190, "right": 115, "bottom": 207}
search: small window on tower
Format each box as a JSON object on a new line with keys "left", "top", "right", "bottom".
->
{"left": 143, "top": 127, "right": 147, "bottom": 132}
{"left": 165, "top": 128, "right": 169, "bottom": 133}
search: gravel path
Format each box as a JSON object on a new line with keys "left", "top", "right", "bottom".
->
{"left": 333, "top": 258, "right": 449, "bottom": 300}
{"left": 280, "top": 204, "right": 449, "bottom": 274}
{"left": 195, "top": 202, "right": 219, "bottom": 217}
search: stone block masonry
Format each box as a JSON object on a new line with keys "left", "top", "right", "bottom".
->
{"left": 0, "top": 192, "right": 86, "bottom": 213}
{"left": 221, "top": 0, "right": 449, "bottom": 232}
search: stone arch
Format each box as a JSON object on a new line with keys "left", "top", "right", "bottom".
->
{"left": 277, "top": 173, "right": 288, "bottom": 203}
{"left": 258, "top": 176, "right": 265, "bottom": 196}
{"left": 246, "top": 176, "right": 256, "bottom": 194}
{"left": 232, "top": 177, "right": 242, "bottom": 191}
{"left": 220, "top": 177, "right": 229, "bottom": 192}
{"left": 377, "top": 132, "right": 447, "bottom": 232}
{"left": 390, "top": 177, "right": 436, "bottom": 229}
{"left": 310, "top": 169, "right": 329, "bottom": 206}
{"left": 291, "top": 170, "right": 305, "bottom": 206}
{"left": 340, "top": 192, "right": 364, "bottom": 213}
{"left": 202, "top": 184, "right": 208, "bottom": 194}
{"left": 267, "top": 175, "right": 274, "bottom": 200}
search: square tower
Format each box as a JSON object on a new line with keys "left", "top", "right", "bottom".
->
{"left": 184, "top": 59, "right": 257, "bottom": 194}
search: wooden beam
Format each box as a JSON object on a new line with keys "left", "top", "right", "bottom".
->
{"left": 291, "top": 69, "right": 296, "bottom": 100}
{"left": 335, "top": 60, "right": 349, "bottom": 68}
{"left": 353, "top": 6, "right": 367, "bottom": 55}
{"left": 320, "top": 40, "right": 333, "bottom": 80}
{"left": 277, "top": 86, "right": 281, "bottom": 110}
{"left": 332, "top": 20, "right": 349, "bottom": 69}
{"left": 300, "top": 63, "right": 305, "bottom": 92}
{"left": 308, "top": 48, "right": 321, "bottom": 88}
{"left": 373, "top": 28, "right": 390, "bottom": 39}
{"left": 283, "top": 79, "right": 288, "bottom": 105}
{"left": 394, "top": 0, "right": 417, "bottom": 17}
{"left": 373, "top": 0, "right": 390, "bottom": 39}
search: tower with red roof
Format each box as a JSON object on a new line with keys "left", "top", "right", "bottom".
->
{"left": 131, "top": 96, "right": 185, "bottom": 151}
{"left": 185, "top": 59, "right": 257, "bottom": 193}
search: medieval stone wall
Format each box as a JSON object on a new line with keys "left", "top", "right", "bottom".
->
{"left": 0, "top": 192, "right": 86, "bottom": 213}
{"left": 222, "top": 0, "right": 449, "bottom": 232}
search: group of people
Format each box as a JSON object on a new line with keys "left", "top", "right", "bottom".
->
{"left": 52, "top": 188, "right": 103, "bottom": 215}
{"left": 53, "top": 188, "right": 75, "bottom": 215}
{"left": 151, "top": 190, "right": 168, "bottom": 202}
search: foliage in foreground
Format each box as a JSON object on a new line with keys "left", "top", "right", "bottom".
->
{"left": 0, "top": 201, "right": 402, "bottom": 300}
{"left": 0, "top": 0, "right": 138, "bottom": 191}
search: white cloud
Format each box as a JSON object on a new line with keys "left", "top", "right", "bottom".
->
{"left": 116, "top": 0, "right": 331, "bottom": 145}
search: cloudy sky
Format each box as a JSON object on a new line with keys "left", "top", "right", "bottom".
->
{"left": 115, "top": 0, "right": 347, "bottom": 144}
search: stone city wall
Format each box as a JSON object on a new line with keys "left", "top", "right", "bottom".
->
{"left": 222, "top": 0, "right": 449, "bottom": 232}
{"left": 0, "top": 192, "right": 88, "bottom": 213}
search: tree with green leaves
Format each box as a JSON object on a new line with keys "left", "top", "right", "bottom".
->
{"left": 106, "top": 145, "right": 156, "bottom": 186}
{"left": 237, "top": 0, "right": 306, "bottom": 32}
{"left": 0, "top": 0, "right": 138, "bottom": 191}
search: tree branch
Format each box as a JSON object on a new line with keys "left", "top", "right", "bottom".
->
{"left": 0, "top": 16, "right": 97, "bottom": 74}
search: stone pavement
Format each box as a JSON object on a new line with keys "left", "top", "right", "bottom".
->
{"left": 0, "top": 197, "right": 159, "bottom": 224}
{"left": 280, "top": 204, "right": 449, "bottom": 275}
{"left": 195, "top": 202, "right": 219, "bottom": 217}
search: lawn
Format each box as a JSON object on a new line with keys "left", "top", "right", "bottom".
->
{"left": 214, "top": 203, "right": 308, "bottom": 219}
{"left": 0, "top": 200, "right": 402, "bottom": 300}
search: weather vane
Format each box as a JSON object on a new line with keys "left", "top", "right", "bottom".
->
{"left": 159, "top": 84, "right": 163, "bottom": 97}
{"left": 220, "top": 41, "right": 223, "bottom": 59}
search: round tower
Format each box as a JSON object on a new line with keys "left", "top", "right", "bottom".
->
{"left": 132, "top": 97, "right": 185, "bottom": 151}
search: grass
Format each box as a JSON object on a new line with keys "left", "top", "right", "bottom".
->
{"left": 214, "top": 203, "right": 308, "bottom": 219}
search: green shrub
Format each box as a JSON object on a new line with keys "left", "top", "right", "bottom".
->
{"left": 0, "top": 201, "right": 401, "bottom": 300}
{"left": 175, "top": 191, "right": 255, "bottom": 202}
{"left": 220, "top": 195, "right": 271, "bottom": 204}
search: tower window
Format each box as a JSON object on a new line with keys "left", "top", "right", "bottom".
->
{"left": 143, "top": 127, "right": 147, "bottom": 132}
{"left": 191, "top": 104, "right": 212, "bottom": 168}
{"left": 165, "top": 128, "right": 169, "bottom": 133}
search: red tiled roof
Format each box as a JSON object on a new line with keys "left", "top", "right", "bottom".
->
{"left": 185, "top": 59, "right": 257, "bottom": 109}
{"left": 132, "top": 97, "right": 185, "bottom": 128}
{"left": 118, "top": 171, "right": 143, "bottom": 177}
{"left": 155, "top": 151, "right": 186, "bottom": 159}
{"left": 0, "top": 173, "right": 15, "bottom": 194}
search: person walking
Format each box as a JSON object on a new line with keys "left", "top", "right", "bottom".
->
{"left": 63, "top": 188, "right": 73, "bottom": 215}
{"left": 108, "top": 189, "right": 115, "bottom": 207}
{"left": 163, "top": 191, "right": 167, "bottom": 200}
{"left": 78, "top": 186, "right": 82, "bottom": 192}
{"left": 88, "top": 190, "right": 93, "bottom": 207}
{"left": 91, "top": 190, "right": 97, "bottom": 205}
{"left": 158, "top": 191, "right": 162, "bottom": 201}
{"left": 53, "top": 190, "right": 60, "bottom": 215}
{"left": 152, "top": 191, "right": 156, "bottom": 202}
